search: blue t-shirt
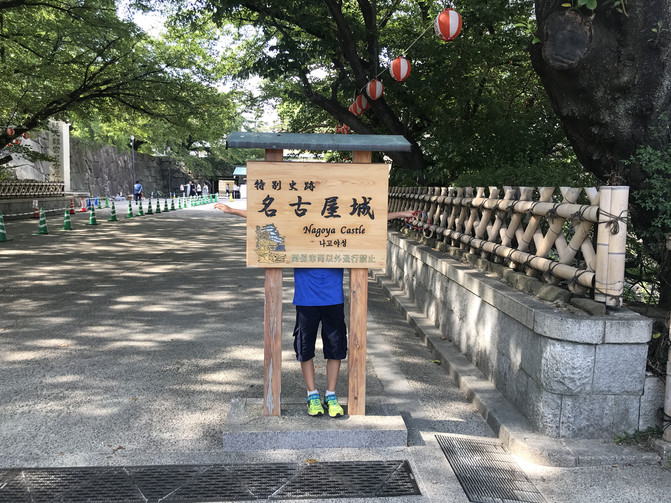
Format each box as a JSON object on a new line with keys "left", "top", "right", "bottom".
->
{"left": 293, "top": 268, "right": 344, "bottom": 306}
{"left": 133, "top": 183, "right": 142, "bottom": 194}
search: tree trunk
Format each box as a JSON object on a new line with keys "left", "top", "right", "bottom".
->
{"left": 531, "top": 1, "right": 671, "bottom": 305}
{"left": 531, "top": 1, "right": 671, "bottom": 185}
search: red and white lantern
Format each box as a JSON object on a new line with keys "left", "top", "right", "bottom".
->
{"left": 22, "top": 132, "right": 30, "bottom": 139}
{"left": 366, "top": 79, "right": 384, "bottom": 100}
{"left": 349, "top": 103, "right": 362, "bottom": 116}
{"left": 355, "top": 94, "right": 369, "bottom": 112}
{"left": 335, "top": 125, "right": 342, "bottom": 134}
{"left": 13, "top": 138, "right": 21, "bottom": 145}
{"left": 341, "top": 124, "right": 351, "bottom": 134}
{"left": 5, "top": 128, "right": 14, "bottom": 136}
{"left": 434, "top": 8, "right": 462, "bottom": 42}
{"left": 389, "top": 56, "right": 411, "bottom": 82}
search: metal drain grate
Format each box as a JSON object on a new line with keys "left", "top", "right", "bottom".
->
{"left": 0, "top": 460, "right": 420, "bottom": 502}
{"left": 436, "top": 435, "right": 546, "bottom": 503}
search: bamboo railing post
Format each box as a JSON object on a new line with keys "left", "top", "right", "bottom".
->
{"left": 594, "top": 186, "right": 628, "bottom": 306}
{"left": 263, "top": 148, "right": 284, "bottom": 416}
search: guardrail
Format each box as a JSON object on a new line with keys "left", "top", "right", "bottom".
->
{"left": 389, "top": 186, "right": 629, "bottom": 307}
{"left": 0, "top": 181, "right": 64, "bottom": 199}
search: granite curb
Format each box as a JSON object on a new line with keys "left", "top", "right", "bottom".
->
{"left": 372, "top": 271, "right": 664, "bottom": 468}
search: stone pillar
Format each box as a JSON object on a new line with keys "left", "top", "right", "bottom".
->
{"left": 61, "top": 121, "right": 71, "bottom": 192}
{"left": 48, "top": 120, "right": 71, "bottom": 191}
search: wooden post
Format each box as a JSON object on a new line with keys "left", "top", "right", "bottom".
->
{"left": 264, "top": 148, "right": 283, "bottom": 416}
{"left": 348, "top": 150, "right": 372, "bottom": 415}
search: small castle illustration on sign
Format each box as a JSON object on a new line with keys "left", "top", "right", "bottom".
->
{"left": 255, "top": 224, "right": 286, "bottom": 263}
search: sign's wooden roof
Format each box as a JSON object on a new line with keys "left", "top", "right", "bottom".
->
{"left": 226, "top": 132, "right": 412, "bottom": 152}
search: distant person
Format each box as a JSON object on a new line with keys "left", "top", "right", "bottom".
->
{"left": 180, "top": 184, "right": 185, "bottom": 197}
{"left": 186, "top": 183, "right": 191, "bottom": 197}
{"left": 196, "top": 183, "right": 202, "bottom": 196}
{"left": 190, "top": 181, "right": 196, "bottom": 197}
{"left": 203, "top": 183, "right": 209, "bottom": 196}
{"left": 133, "top": 181, "right": 143, "bottom": 202}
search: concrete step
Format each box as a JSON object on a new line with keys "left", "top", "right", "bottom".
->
{"left": 222, "top": 397, "right": 408, "bottom": 451}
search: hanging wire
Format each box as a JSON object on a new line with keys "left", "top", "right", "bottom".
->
{"left": 367, "top": 19, "right": 434, "bottom": 86}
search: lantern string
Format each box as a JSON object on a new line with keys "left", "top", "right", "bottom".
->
{"left": 345, "top": 8, "right": 459, "bottom": 127}
{"left": 362, "top": 19, "right": 434, "bottom": 92}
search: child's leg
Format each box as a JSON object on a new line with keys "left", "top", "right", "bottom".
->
{"left": 293, "top": 305, "right": 320, "bottom": 391}
{"left": 301, "top": 359, "right": 317, "bottom": 391}
{"left": 326, "top": 359, "right": 341, "bottom": 392}
{"left": 320, "top": 303, "right": 347, "bottom": 393}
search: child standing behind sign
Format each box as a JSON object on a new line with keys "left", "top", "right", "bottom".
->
{"left": 214, "top": 202, "right": 412, "bottom": 417}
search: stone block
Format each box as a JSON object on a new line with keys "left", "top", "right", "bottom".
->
{"left": 604, "top": 316, "right": 653, "bottom": 344}
{"left": 560, "top": 395, "right": 614, "bottom": 438}
{"left": 592, "top": 344, "right": 648, "bottom": 394}
{"left": 613, "top": 395, "right": 641, "bottom": 435}
{"left": 534, "top": 309, "right": 605, "bottom": 344}
{"left": 493, "top": 353, "right": 513, "bottom": 398}
{"left": 538, "top": 339, "right": 595, "bottom": 394}
{"left": 488, "top": 289, "right": 536, "bottom": 330}
{"left": 639, "top": 373, "right": 665, "bottom": 430}
{"left": 570, "top": 297, "right": 607, "bottom": 316}
{"left": 537, "top": 285, "right": 573, "bottom": 303}
{"left": 526, "top": 379, "right": 562, "bottom": 437}
{"left": 489, "top": 262, "right": 507, "bottom": 278}
{"left": 497, "top": 322, "right": 535, "bottom": 369}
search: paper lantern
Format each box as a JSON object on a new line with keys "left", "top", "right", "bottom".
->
{"left": 6, "top": 128, "right": 14, "bottom": 136}
{"left": 434, "top": 8, "right": 462, "bottom": 42}
{"left": 351, "top": 102, "right": 362, "bottom": 116}
{"left": 22, "top": 132, "right": 30, "bottom": 139}
{"left": 13, "top": 138, "right": 21, "bottom": 145}
{"left": 390, "top": 56, "right": 411, "bottom": 82}
{"left": 335, "top": 126, "right": 342, "bottom": 134}
{"left": 366, "top": 79, "right": 384, "bottom": 100}
{"left": 356, "top": 94, "right": 369, "bottom": 112}
{"left": 341, "top": 124, "right": 351, "bottom": 134}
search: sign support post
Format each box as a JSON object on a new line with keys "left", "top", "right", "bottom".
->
{"left": 264, "top": 148, "right": 284, "bottom": 417}
{"left": 348, "top": 150, "right": 372, "bottom": 415}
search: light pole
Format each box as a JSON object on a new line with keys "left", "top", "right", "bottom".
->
{"left": 130, "top": 134, "right": 135, "bottom": 194}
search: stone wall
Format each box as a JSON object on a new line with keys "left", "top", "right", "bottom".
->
{"left": 68, "top": 141, "right": 189, "bottom": 198}
{"left": 7, "top": 131, "right": 191, "bottom": 198}
{"left": 386, "top": 230, "right": 663, "bottom": 439}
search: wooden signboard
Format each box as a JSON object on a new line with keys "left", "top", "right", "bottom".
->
{"left": 245, "top": 161, "right": 390, "bottom": 269}
{"left": 225, "top": 133, "right": 411, "bottom": 418}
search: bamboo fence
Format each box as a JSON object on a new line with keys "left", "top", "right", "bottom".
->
{"left": 0, "top": 181, "right": 64, "bottom": 199}
{"left": 388, "top": 186, "right": 629, "bottom": 307}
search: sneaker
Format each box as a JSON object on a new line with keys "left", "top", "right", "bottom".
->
{"left": 307, "top": 393, "right": 324, "bottom": 416}
{"left": 324, "top": 394, "right": 344, "bottom": 418}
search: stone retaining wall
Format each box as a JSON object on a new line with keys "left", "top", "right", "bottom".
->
{"left": 386, "top": 230, "right": 663, "bottom": 438}
{"left": 7, "top": 131, "right": 191, "bottom": 198}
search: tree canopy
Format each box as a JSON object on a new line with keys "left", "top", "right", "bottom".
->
{"left": 166, "top": 0, "right": 582, "bottom": 186}
{"left": 0, "top": 0, "right": 244, "bottom": 177}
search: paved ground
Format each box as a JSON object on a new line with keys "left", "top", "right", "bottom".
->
{"left": 1, "top": 201, "right": 670, "bottom": 502}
